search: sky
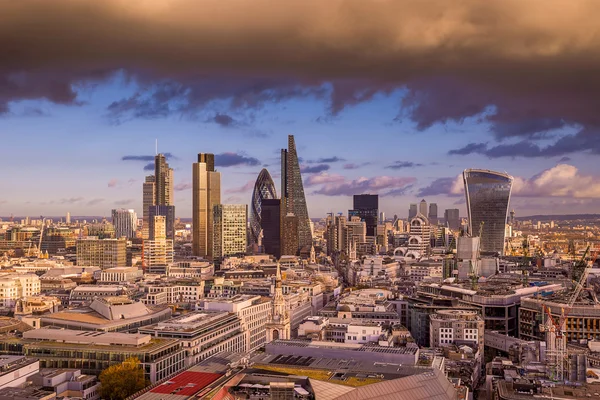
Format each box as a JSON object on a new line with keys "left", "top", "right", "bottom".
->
{"left": 2, "top": 0, "right": 600, "bottom": 219}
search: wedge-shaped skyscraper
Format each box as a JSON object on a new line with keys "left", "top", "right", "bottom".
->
{"left": 463, "top": 169, "right": 513, "bottom": 255}
{"left": 250, "top": 168, "right": 277, "bottom": 245}
{"left": 281, "top": 135, "right": 312, "bottom": 252}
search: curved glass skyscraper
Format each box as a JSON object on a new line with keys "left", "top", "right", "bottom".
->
{"left": 250, "top": 168, "right": 277, "bottom": 245}
{"left": 463, "top": 169, "right": 513, "bottom": 255}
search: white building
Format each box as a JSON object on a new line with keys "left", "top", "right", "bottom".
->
{"left": 406, "top": 214, "right": 431, "bottom": 259}
{"left": 429, "top": 309, "right": 484, "bottom": 352}
{"left": 0, "top": 274, "right": 41, "bottom": 308}
{"left": 0, "top": 356, "right": 40, "bottom": 390}
{"left": 199, "top": 294, "right": 271, "bottom": 352}
{"left": 167, "top": 261, "right": 214, "bottom": 279}
{"left": 139, "top": 311, "right": 246, "bottom": 366}
{"left": 99, "top": 266, "right": 143, "bottom": 283}
{"left": 143, "top": 281, "right": 205, "bottom": 305}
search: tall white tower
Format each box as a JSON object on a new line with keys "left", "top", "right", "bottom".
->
{"left": 265, "top": 264, "right": 290, "bottom": 342}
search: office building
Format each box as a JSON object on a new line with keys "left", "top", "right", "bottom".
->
{"left": 65, "top": 212, "right": 71, "bottom": 225}
{"left": 200, "top": 295, "right": 272, "bottom": 352}
{"left": 250, "top": 168, "right": 277, "bottom": 245}
{"left": 325, "top": 215, "right": 365, "bottom": 257}
{"left": 444, "top": 208, "right": 460, "bottom": 230}
{"left": 76, "top": 237, "right": 127, "bottom": 269}
{"left": 11, "top": 329, "right": 185, "bottom": 384}
{"left": 281, "top": 213, "right": 299, "bottom": 256}
{"left": 419, "top": 199, "right": 428, "bottom": 217}
{"left": 148, "top": 205, "right": 175, "bottom": 240}
{"left": 142, "top": 175, "right": 155, "bottom": 239}
{"left": 0, "top": 274, "right": 41, "bottom": 308}
{"left": 139, "top": 311, "right": 245, "bottom": 366}
{"left": 463, "top": 169, "right": 513, "bottom": 255}
{"left": 111, "top": 208, "right": 138, "bottom": 239}
{"left": 213, "top": 204, "right": 248, "bottom": 259}
{"left": 144, "top": 216, "right": 174, "bottom": 266}
{"left": 281, "top": 135, "right": 312, "bottom": 253}
{"left": 348, "top": 194, "right": 378, "bottom": 237}
{"left": 428, "top": 203, "right": 438, "bottom": 225}
{"left": 193, "top": 153, "right": 221, "bottom": 258}
{"left": 429, "top": 310, "right": 484, "bottom": 351}
{"left": 261, "top": 199, "right": 281, "bottom": 258}
{"left": 408, "top": 203, "right": 417, "bottom": 219}
{"left": 154, "top": 153, "right": 174, "bottom": 206}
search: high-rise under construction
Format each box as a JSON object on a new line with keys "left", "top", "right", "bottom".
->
{"left": 281, "top": 135, "right": 312, "bottom": 253}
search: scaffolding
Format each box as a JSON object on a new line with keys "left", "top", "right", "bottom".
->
{"left": 540, "top": 246, "right": 591, "bottom": 382}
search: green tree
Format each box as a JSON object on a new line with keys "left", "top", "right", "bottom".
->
{"left": 99, "top": 357, "right": 148, "bottom": 400}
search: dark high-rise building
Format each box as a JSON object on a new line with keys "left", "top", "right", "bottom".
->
{"left": 463, "top": 169, "right": 513, "bottom": 255}
{"left": 250, "top": 168, "right": 277, "bottom": 245}
{"left": 261, "top": 199, "right": 281, "bottom": 258}
{"left": 428, "top": 203, "right": 438, "bottom": 225}
{"left": 281, "top": 135, "right": 312, "bottom": 253}
{"left": 148, "top": 205, "right": 175, "bottom": 240}
{"left": 154, "top": 154, "right": 174, "bottom": 206}
{"left": 444, "top": 209, "right": 460, "bottom": 230}
{"left": 349, "top": 194, "right": 378, "bottom": 237}
{"left": 281, "top": 213, "right": 299, "bottom": 256}
{"left": 193, "top": 153, "right": 221, "bottom": 258}
{"left": 408, "top": 204, "right": 418, "bottom": 219}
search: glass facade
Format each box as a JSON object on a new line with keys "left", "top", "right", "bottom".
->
{"left": 249, "top": 168, "right": 277, "bottom": 245}
{"left": 281, "top": 135, "right": 312, "bottom": 251}
{"left": 350, "top": 194, "right": 378, "bottom": 236}
{"left": 463, "top": 169, "right": 513, "bottom": 255}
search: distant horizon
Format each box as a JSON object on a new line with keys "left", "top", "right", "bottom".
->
{"left": 3, "top": 213, "right": 600, "bottom": 223}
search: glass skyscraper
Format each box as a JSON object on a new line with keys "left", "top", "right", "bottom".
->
{"left": 463, "top": 169, "right": 513, "bottom": 255}
{"left": 250, "top": 168, "right": 277, "bottom": 245}
{"left": 349, "top": 194, "right": 378, "bottom": 237}
{"left": 281, "top": 135, "right": 312, "bottom": 252}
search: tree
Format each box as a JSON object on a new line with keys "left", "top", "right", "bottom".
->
{"left": 99, "top": 357, "right": 148, "bottom": 400}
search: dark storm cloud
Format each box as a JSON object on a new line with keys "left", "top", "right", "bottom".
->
{"left": 385, "top": 161, "right": 423, "bottom": 170}
{"left": 448, "top": 143, "right": 488, "bottom": 156}
{"left": 3, "top": 0, "right": 600, "bottom": 144}
{"left": 215, "top": 152, "right": 260, "bottom": 167}
{"left": 143, "top": 163, "right": 154, "bottom": 171}
{"left": 417, "top": 177, "right": 460, "bottom": 197}
{"left": 300, "top": 164, "right": 330, "bottom": 174}
{"left": 122, "top": 153, "right": 175, "bottom": 162}
{"left": 448, "top": 128, "right": 600, "bottom": 158}
{"left": 208, "top": 113, "right": 236, "bottom": 127}
{"left": 307, "top": 156, "right": 346, "bottom": 164}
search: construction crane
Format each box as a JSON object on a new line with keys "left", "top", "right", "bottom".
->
{"left": 468, "top": 222, "right": 484, "bottom": 289}
{"left": 541, "top": 245, "right": 591, "bottom": 382}
{"left": 37, "top": 216, "right": 45, "bottom": 259}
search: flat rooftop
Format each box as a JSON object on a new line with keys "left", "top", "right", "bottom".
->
{"left": 146, "top": 311, "right": 233, "bottom": 333}
{"left": 24, "top": 328, "right": 152, "bottom": 346}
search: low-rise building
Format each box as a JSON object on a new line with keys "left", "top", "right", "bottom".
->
{"left": 0, "top": 273, "right": 41, "bottom": 309}
{"left": 99, "top": 266, "right": 143, "bottom": 283}
{"left": 40, "top": 297, "right": 171, "bottom": 332}
{"left": 3, "top": 329, "right": 186, "bottom": 384}
{"left": 0, "top": 356, "right": 40, "bottom": 390}
{"left": 139, "top": 311, "right": 245, "bottom": 366}
{"left": 199, "top": 295, "right": 271, "bottom": 352}
{"left": 430, "top": 310, "right": 484, "bottom": 352}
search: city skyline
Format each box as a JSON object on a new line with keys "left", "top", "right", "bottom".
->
{"left": 3, "top": 1, "right": 600, "bottom": 218}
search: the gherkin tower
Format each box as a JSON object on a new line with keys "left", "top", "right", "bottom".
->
{"left": 250, "top": 168, "right": 277, "bottom": 245}
{"left": 281, "top": 135, "right": 313, "bottom": 252}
